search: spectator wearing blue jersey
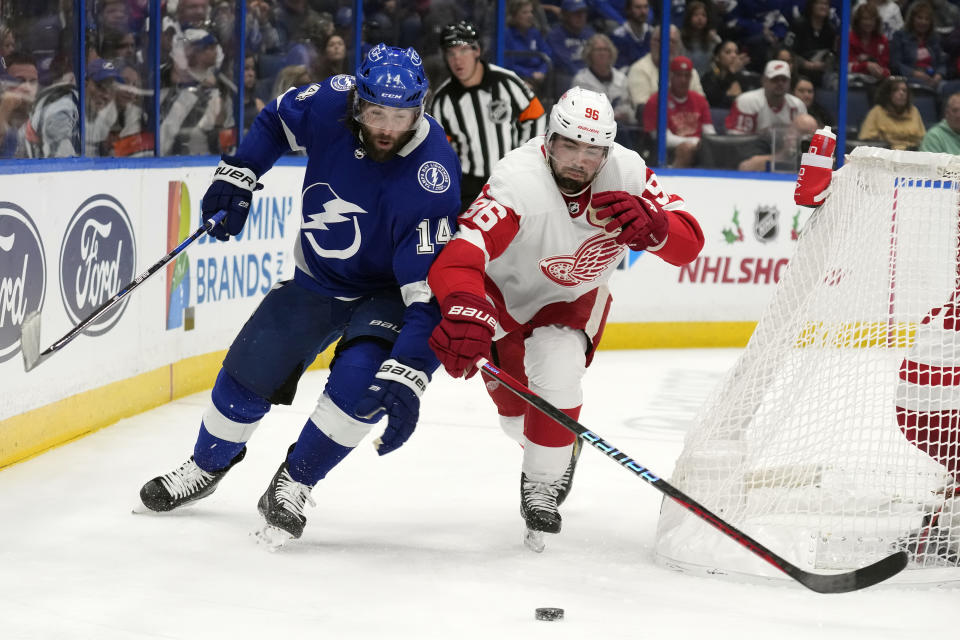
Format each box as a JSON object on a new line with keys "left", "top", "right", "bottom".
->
{"left": 610, "top": 0, "right": 652, "bottom": 70}
{"left": 140, "top": 44, "right": 462, "bottom": 549}
{"left": 546, "top": 0, "right": 596, "bottom": 91}
{"left": 505, "top": 0, "right": 553, "bottom": 92}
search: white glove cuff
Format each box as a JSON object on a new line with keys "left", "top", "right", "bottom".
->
{"left": 375, "top": 359, "right": 428, "bottom": 398}
{"left": 213, "top": 160, "right": 258, "bottom": 191}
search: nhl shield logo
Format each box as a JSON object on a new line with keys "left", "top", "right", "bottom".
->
{"left": 418, "top": 161, "right": 451, "bottom": 193}
{"left": 753, "top": 204, "right": 779, "bottom": 243}
{"left": 488, "top": 99, "right": 509, "bottom": 124}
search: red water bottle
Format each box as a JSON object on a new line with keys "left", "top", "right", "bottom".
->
{"left": 795, "top": 126, "right": 836, "bottom": 207}
{"left": 807, "top": 126, "right": 836, "bottom": 158}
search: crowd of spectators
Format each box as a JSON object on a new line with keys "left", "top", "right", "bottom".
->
{"left": 2, "top": 0, "right": 960, "bottom": 167}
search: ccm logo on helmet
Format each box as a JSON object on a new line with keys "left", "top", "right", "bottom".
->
{"left": 449, "top": 305, "right": 497, "bottom": 329}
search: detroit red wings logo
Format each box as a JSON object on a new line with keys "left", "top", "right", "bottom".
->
{"left": 539, "top": 233, "right": 623, "bottom": 286}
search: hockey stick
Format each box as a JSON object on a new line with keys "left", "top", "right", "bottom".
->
{"left": 20, "top": 210, "right": 227, "bottom": 372}
{"left": 477, "top": 358, "right": 908, "bottom": 594}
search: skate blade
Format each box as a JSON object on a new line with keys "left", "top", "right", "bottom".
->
{"left": 524, "top": 527, "right": 546, "bottom": 553}
{"left": 252, "top": 524, "right": 293, "bottom": 551}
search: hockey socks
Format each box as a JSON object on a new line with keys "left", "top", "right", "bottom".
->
{"left": 286, "top": 419, "right": 354, "bottom": 486}
{"left": 194, "top": 370, "right": 271, "bottom": 471}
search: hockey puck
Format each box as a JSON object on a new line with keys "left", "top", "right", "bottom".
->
{"left": 535, "top": 607, "right": 564, "bottom": 621}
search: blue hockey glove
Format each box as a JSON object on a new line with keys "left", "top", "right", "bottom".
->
{"left": 201, "top": 156, "right": 263, "bottom": 241}
{"left": 354, "top": 359, "right": 429, "bottom": 456}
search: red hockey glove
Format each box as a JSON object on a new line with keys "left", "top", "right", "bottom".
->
{"left": 592, "top": 190, "right": 669, "bottom": 251}
{"left": 794, "top": 153, "right": 834, "bottom": 207}
{"left": 429, "top": 292, "right": 498, "bottom": 379}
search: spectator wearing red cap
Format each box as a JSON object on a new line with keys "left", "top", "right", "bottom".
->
{"left": 725, "top": 59, "right": 806, "bottom": 135}
{"left": 642, "top": 55, "right": 715, "bottom": 167}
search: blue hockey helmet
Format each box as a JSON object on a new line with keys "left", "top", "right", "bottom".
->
{"left": 355, "top": 43, "right": 428, "bottom": 111}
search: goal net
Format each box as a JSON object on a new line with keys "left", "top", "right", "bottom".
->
{"left": 655, "top": 147, "right": 960, "bottom": 585}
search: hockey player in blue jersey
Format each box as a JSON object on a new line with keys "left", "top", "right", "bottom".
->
{"left": 139, "top": 44, "right": 461, "bottom": 549}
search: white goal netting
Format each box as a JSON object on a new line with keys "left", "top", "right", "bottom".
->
{"left": 655, "top": 147, "right": 960, "bottom": 585}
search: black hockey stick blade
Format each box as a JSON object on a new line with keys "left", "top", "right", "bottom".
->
{"left": 477, "top": 359, "right": 909, "bottom": 593}
{"left": 19, "top": 210, "right": 226, "bottom": 372}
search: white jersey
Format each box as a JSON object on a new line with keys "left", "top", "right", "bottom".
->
{"left": 450, "top": 136, "right": 694, "bottom": 333}
{"left": 725, "top": 88, "right": 806, "bottom": 135}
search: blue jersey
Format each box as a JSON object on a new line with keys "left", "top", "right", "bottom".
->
{"left": 235, "top": 75, "right": 462, "bottom": 371}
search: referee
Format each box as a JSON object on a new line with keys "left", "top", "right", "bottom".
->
{"left": 430, "top": 21, "right": 547, "bottom": 212}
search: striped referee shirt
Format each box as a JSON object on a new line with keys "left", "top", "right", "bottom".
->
{"left": 430, "top": 62, "right": 546, "bottom": 179}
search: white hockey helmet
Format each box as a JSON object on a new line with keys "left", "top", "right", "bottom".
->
{"left": 547, "top": 87, "right": 617, "bottom": 148}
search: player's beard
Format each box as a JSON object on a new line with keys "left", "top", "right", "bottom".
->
{"left": 549, "top": 158, "right": 593, "bottom": 194}
{"left": 360, "top": 124, "right": 415, "bottom": 163}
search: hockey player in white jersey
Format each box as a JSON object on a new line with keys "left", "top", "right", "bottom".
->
{"left": 426, "top": 87, "right": 704, "bottom": 550}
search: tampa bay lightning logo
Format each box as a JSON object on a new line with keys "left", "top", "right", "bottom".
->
{"left": 330, "top": 74, "right": 354, "bottom": 92}
{"left": 418, "top": 161, "right": 451, "bottom": 193}
{"left": 301, "top": 183, "right": 367, "bottom": 259}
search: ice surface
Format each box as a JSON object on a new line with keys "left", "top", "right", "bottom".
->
{"left": 1, "top": 350, "right": 955, "bottom": 640}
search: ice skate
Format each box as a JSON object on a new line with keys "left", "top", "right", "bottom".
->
{"left": 521, "top": 473, "right": 561, "bottom": 552}
{"left": 253, "top": 456, "right": 316, "bottom": 551}
{"left": 897, "top": 485, "right": 960, "bottom": 567}
{"left": 554, "top": 438, "right": 582, "bottom": 507}
{"left": 138, "top": 448, "right": 246, "bottom": 512}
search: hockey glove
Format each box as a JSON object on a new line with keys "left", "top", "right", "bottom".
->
{"left": 201, "top": 155, "right": 263, "bottom": 241}
{"left": 429, "top": 292, "right": 498, "bottom": 379}
{"left": 794, "top": 153, "right": 834, "bottom": 207}
{"left": 354, "top": 359, "right": 429, "bottom": 456}
{"left": 592, "top": 190, "right": 669, "bottom": 251}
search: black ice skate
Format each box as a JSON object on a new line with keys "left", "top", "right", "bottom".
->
{"left": 253, "top": 454, "right": 316, "bottom": 551}
{"left": 555, "top": 438, "right": 582, "bottom": 507}
{"left": 521, "top": 472, "right": 562, "bottom": 553}
{"left": 139, "top": 448, "right": 246, "bottom": 512}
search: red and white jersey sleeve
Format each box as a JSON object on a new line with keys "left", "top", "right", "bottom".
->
{"left": 429, "top": 136, "right": 704, "bottom": 334}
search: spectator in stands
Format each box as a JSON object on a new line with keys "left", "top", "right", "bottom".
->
{"left": 858, "top": 75, "right": 926, "bottom": 149}
{"left": 627, "top": 25, "right": 704, "bottom": 108}
{"left": 271, "top": 64, "right": 311, "bottom": 100}
{"left": 100, "top": 28, "right": 139, "bottom": 72}
{"left": 99, "top": 0, "right": 133, "bottom": 33}
{"left": 23, "top": 76, "right": 78, "bottom": 158}
{"left": 770, "top": 45, "right": 800, "bottom": 86}
{"left": 610, "top": 0, "right": 652, "bottom": 70}
{"left": 572, "top": 34, "right": 634, "bottom": 125}
{"left": 272, "top": 0, "right": 327, "bottom": 51}
{"left": 681, "top": 0, "right": 721, "bottom": 75}
{"left": 0, "top": 52, "right": 39, "bottom": 158}
{"left": 725, "top": 1, "right": 792, "bottom": 74}
{"left": 243, "top": 54, "right": 265, "bottom": 134}
{"left": 726, "top": 59, "right": 807, "bottom": 134}
{"left": 246, "top": 0, "right": 281, "bottom": 56}
{"left": 891, "top": 0, "right": 946, "bottom": 91}
{"left": 920, "top": 91, "right": 960, "bottom": 153}
{"left": 929, "top": 0, "right": 960, "bottom": 35}
{"left": 737, "top": 112, "right": 818, "bottom": 171}
{"left": 85, "top": 58, "right": 125, "bottom": 156}
{"left": 504, "top": 0, "right": 553, "bottom": 92}
{"left": 314, "top": 33, "right": 349, "bottom": 80}
{"left": 850, "top": 2, "right": 892, "bottom": 83}
{"left": 792, "top": 75, "right": 834, "bottom": 128}
{"left": 854, "top": 0, "right": 903, "bottom": 40}
{"left": 177, "top": 0, "right": 211, "bottom": 29}
{"left": 642, "top": 56, "right": 715, "bottom": 167}
{"left": 788, "top": 0, "right": 837, "bottom": 88}
{"left": 700, "top": 39, "right": 757, "bottom": 108}
{"left": 111, "top": 64, "right": 152, "bottom": 157}
{"left": 546, "top": 0, "right": 596, "bottom": 93}
{"left": 159, "top": 28, "right": 235, "bottom": 155}
{"left": 0, "top": 23, "right": 16, "bottom": 62}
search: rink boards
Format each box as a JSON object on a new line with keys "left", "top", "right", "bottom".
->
{"left": 0, "top": 161, "right": 803, "bottom": 467}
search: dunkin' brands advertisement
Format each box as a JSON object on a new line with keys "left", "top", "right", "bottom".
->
{"left": 1, "top": 166, "right": 801, "bottom": 425}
